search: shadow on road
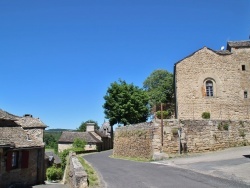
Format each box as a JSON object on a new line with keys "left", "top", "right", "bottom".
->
{"left": 243, "top": 155, "right": 250, "bottom": 158}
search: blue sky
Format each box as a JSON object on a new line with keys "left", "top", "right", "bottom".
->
{"left": 0, "top": 0, "right": 249, "bottom": 130}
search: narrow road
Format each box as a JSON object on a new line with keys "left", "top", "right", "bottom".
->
{"left": 83, "top": 150, "right": 249, "bottom": 188}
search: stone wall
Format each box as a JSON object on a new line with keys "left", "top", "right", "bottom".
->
{"left": 113, "top": 122, "right": 155, "bottom": 160}
{"left": 175, "top": 46, "right": 250, "bottom": 120}
{"left": 158, "top": 119, "right": 250, "bottom": 154}
{"left": 68, "top": 152, "right": 88, "bottom": 188}
{"left": 113, "top": 119, "right": 250, "bottom": 159}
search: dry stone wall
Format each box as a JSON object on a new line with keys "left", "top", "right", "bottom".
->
{"left": 113, "top": 119, "right": 250, "bottom": 159}
{"left": 160, "top": 119, "right": 250, "bottom": 154}
{"left": 113, "top": 122, "right": 155, "bottom": 160}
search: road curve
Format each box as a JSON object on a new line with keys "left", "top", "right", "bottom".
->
{"left": 83, "top": 150, "right": 249, "bottom": 188}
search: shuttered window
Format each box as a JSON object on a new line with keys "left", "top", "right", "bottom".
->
{"left": 6, "top": 151, "right": 19, "bottom": 171}
{"left": 21, "top": 150, "right": 29, "bottom": 168}
{"left": 6, "top": 150, "right": 29, "bottom": 171}
{"left": 6, "top": 152, "right": 12, "bottom": 172}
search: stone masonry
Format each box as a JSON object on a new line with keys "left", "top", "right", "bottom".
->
{"left": 69, "top": 152, "right": 88, "bottom": 188}
{"left": 113, "top": 122, "right": 155, "bottom": 160}
{"left": 113, "top": 119, "right": 250, "bottom": 159}
{"left": 174, "top": 41, "right": 250, "bottom": 120}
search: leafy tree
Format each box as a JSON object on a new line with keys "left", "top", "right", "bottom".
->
{"left": 103, "top": 79, "right": 150, "bottom": 126}
{"left": 77, "top": 120, "right": 99, "bottom": 132}
{"left": 143, "top": 69, "right": 174, "bottom": 109}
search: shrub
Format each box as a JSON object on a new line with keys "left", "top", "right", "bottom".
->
{"left": 156, "top": 110, "right": 171, "bottom": 119}
{"left": 218, "top": 123, "right": 229, "bottom": 131}
{"left": 239, "top": 129, "right": 246, "bottom": 138}
{"left": 223, "top": 124, "right": 229, "bottom": 131}
{"left": 46, "top": 166, "right": 63, "bottom": 181}
{"left": 73, "top": 138, "right": 86, "bottom": 149}
{"left": 171, "top": 128, "right": 179, "bottom": 136}
{"left": 59, "top": 149, "right": 70, "bottom": 170}
{"left": 202, "top": 112, "right": 210, "bottom": 119}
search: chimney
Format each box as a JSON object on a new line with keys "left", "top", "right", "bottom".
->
{"left": 86, "top": 123, "right": 95, "bottom": 132}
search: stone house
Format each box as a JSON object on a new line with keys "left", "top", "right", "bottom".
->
{"left": 174, "top": 40, "right": 250, "bottom": 120}
{"left": 58, "top": 123, "right": 112, "bottom": 152}
{"left": 0, "top": 109, "right": 47, "bottom": 188}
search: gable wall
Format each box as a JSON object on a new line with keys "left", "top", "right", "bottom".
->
{"left": 175, "top": 47, "right": 250, "bottom": 120}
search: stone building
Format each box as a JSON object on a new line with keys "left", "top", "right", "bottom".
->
{"left": 0, "top": 109, "right": 47, "bottom": 188}
{"left": 58, "top": 123, "right": 112, "bottom": 152}
{"left": 174, "top": 40, "right": 250, "bottom": 120}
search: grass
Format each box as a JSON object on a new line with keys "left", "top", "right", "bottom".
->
{"left": 77, "top": 157, "right": 99, "bottom": 187}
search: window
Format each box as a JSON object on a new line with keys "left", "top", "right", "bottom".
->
{"left": 244, "top": 91, "right": 248, "bottom": 98}
{"left": 11, "top": 151, "right": 18, "bottom": 168}
{"left": 6, "top": 150, "right": 29, "bottom": 171}
{"left": 242, "top": 65, "right": 246, "bottom": 71}
{"left": 206, "top": 80, "right": 213, "bottom": 97}
{"left": 6, "top": 151, "right": 19, "bottom": 171}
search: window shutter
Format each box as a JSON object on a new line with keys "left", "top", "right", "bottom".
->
{"left": 6, "top": 151, "right": 12, "bottom": 172}
{"left": 21, "top": 150, "right": 29, "bottom": 168}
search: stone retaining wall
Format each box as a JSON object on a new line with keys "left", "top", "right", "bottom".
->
{"left": 69, "top": 152, "right": 88, "bottom": 188}
{"left": 169, "top": 119, "right": 250, "bottom": 153}
{"left": 113, "top": 119, "right": 250, "bottom": 159}
{"left": 113, "top": 122, "right": 155, "bottom": 159}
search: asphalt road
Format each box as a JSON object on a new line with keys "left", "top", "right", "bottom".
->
{"left": 154, "top": 146, "right": 250, "bottom": 185}
{"left": 83, "top": 150, "right": 249, "bottom": 188}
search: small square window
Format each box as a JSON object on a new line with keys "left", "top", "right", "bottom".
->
{"left": 242, "top": 65, "right": 246, "bottom": 71}
{"left": 244, "top": 91, "right": 248, "bottom": 98}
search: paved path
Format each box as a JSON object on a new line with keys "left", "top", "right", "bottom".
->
{"left": 153, "top": 146, "right": 250, "bottom": 185}
{"left": 83, "top": 149, "right": 249, "bottom": 188}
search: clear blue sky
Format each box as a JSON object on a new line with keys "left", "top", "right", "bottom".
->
{"left": 0, "top": 0, "right": 249, "bottom": 130}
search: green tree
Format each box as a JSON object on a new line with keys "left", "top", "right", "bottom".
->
{"left": 77, "top": 120, "right": 99, "bottom": 132}
{"left": 143, "top": 69, "right": 174, "bottom": 109}
{"left": 103, "top": 79, "right": 150, "bottom": 126}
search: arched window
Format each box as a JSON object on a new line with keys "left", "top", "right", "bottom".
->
{"left": 206, "top": 80, "right": 213, "bottom": 97}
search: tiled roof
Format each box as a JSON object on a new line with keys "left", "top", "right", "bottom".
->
{"left": 0, "top": 127, "right": 44, "bottom": 148}
{"left": 0, "top": 109, "right": 47, "bottom": 128}
{"left": 227, "top": 40, "right": 250, "bottom": 48}
{"left": 16, "top": 116, "right": 47, "bottom": 128}
{"left": 95, "top": 130, "right": 109, "bottom": 138}
{"left": 215, "top": 50, "right": 232, "bottom": 55}
{"left": 58, "top": 131, "right": 102, "bottom": 143}
{"left": 0, "top": 109, "right": 19, "bottom": 121}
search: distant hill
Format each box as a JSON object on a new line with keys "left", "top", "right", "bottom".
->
{"left": 45, "top": 128, "right": 76, "bottom": 132}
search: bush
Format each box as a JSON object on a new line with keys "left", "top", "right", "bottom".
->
{"left": 202, "top": 112, "right": 210, "bottom": 119}
{"left": 171, "top": 128, "right": 179, "bottom": 136}
{"left": 46, "top": 166, "right": 63, "bottom": 181}
{"left": 73, "top": 138, "right": 86, "bottom": 149}
{"left": 59, "top": 149, "right": 70, "bottom": 170}
{"left": 218, "top": 123, "right": 229, "bottom": 131}
{"left": 156, "top": 110, "right": 171, "bottom": 119}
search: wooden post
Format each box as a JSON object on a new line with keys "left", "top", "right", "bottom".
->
{"left": 161, "top": 103, "right": 163, "bottom": 147}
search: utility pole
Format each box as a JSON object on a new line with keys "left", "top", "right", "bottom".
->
{"left": 161, "top": 103, "right": 163, "bottom": 147}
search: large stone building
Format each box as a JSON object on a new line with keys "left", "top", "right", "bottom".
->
{"left": 174, "top": 40, "right": 250, "bottom": 120}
